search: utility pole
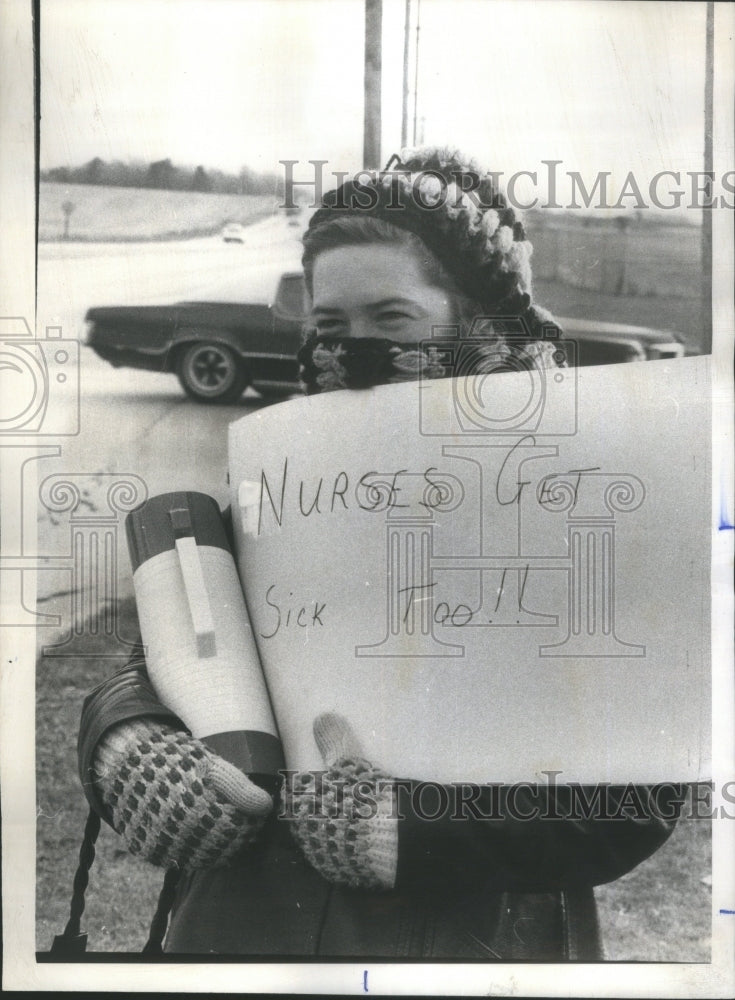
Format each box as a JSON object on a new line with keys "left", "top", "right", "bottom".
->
{"left": 702, "top": 1, "right": 713, "bottom": 355}
{"left": 412, "top": 0, "right": 421, "bottom": 146}
{"left": 401, "top": 0, "right": 411, "bottom": 149}
{"left": 363, "top": 0, "right": 382, "bottom": 170}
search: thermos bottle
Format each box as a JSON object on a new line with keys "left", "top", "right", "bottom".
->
{"left": 126, "top": 491, "right": 283, "bottom": 794}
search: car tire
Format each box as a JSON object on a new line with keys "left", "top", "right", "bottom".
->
{"left": 177, "top": 342, "right": 247, "bottom": 404}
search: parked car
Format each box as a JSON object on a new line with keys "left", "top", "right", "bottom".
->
{"left": 84, "top": 271, "right": 686, "bottom": 403}
{"left": 221, "top": 222, "right": 248, "bottom": 243}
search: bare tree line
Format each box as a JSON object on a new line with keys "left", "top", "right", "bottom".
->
{"left": 41, "top": 157, "right": 284, "bottom": 196}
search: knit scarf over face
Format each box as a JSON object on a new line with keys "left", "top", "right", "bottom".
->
{"left": 297, "top": 332, "right": 564, "bottom": 395}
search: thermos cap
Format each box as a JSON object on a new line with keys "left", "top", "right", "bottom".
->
{"left": 126, "top": 491, "right": 231, "bottom": 571}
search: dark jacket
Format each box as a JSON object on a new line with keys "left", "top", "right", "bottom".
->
{"left": 78, "top": 649, "right": 682, "bottom": 959}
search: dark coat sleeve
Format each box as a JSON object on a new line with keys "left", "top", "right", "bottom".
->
{"left": 77, "top": 504, "right": 237, "bottom": 824}
{"left": 395, "top": 780, "right": 685, "bottom": 894}
{"left": 77, "top": 643, "right": 185, "bottom": 825}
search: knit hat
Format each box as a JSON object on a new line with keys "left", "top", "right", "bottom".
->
{"left": 303, "top": 147, "right": 560, "bottom": 342}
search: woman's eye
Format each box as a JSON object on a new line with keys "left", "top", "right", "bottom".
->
{"left": 377, "top": 311, "right": 413, "bottom": 324}
{"left": 314, "top": 318, "right": 345, "bottom": 333}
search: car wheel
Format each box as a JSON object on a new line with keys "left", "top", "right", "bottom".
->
{"left": 177, "top": 342, "right": 247, "bottom": 404}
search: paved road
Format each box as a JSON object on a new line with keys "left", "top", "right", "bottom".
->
{"left": 31, "top": 218, "right": 304, "bottom": 618}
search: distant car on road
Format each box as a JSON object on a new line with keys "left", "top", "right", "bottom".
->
{"left": 284, "top": 205, "right": 302, "bottom": 227}
{"left": 221, "top": 222, "right": 248, "bottom": 243}
{"left": 84, "top": 271, "right": 686, "bottom": 403}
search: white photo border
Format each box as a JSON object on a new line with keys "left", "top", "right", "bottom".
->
{"left": 1, "top": 0, "right": 733, "bottom": 994}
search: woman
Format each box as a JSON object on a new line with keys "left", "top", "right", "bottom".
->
{"left": 78, "top": 149, "right": 681, "bottom": 959}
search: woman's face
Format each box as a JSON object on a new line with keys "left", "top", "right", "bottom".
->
{"left": 309, "top": 244, "right": 456, "bottom": 343}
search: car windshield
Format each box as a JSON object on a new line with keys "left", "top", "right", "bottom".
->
{"left": 276, "top": 275, "right": 307, "bottom": 318}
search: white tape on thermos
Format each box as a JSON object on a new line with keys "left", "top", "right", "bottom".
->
{"left": 126, "top": 491, "right": 283, "bottom": 791}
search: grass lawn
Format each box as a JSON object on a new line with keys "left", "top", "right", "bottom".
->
{"left": 530, "top": 218, "right": 706, "bottom": 353}
{"left": 39, "top": 183, "right": 273, "bottom": 242}
{"left": 36, "top": 597, "right": 711, "bottom": 959}
{"left": 533, "top": 277, "right": 705, "bottom": 356}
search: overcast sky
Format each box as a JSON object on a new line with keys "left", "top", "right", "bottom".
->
{"left": 40, "top": 0, "right": 708, "bottom": 204}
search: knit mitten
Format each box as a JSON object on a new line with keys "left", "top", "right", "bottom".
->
{"left": 284, "top": 713, "right": 398, "bottom": 890}
{"left": 92, "top": 718, "right": 273, "bottom": 870}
